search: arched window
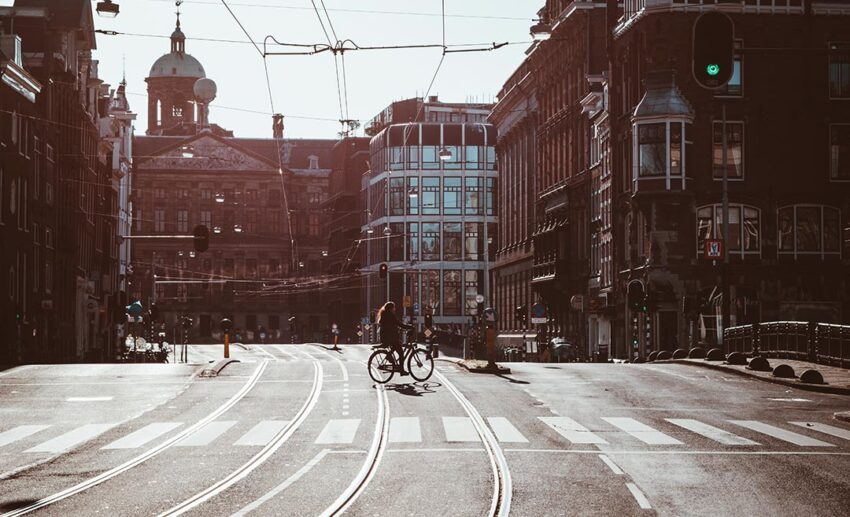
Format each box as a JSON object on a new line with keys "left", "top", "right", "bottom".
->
{"left": 777, "top": 205, "right": 841, "bottom": 258}
{"left": 696, "top": 204, "right": 760, "bottom": 258}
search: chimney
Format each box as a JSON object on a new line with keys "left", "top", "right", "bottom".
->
{"left": 272, "top": 113, "right": 284, "bottom": 139}
{"left": 428, "top": 95, "right": 439, "bottom": 103}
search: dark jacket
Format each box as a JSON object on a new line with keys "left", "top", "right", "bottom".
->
{"left": 379, "top": 310, "right": 411, "bottom": 347}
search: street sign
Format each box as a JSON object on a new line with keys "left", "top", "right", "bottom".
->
{"left": 413, "top": 303, "right": 420, "bottom": 314}
{"left": 704, "top": 239, "right": 724, "bottom": 260}
{"left": 483, "top": 307, "right": 496, "bottom": 323}
{"left": 357, "top": 330, "right": 363, "bottom": 337}
{"left": 424, "top": 328, "right": 433, "bottom": 338}
{"left": 531, "top": 302, "right": 547, "bottom": 324}
{"left": 403, "top": 295, "right": 412, "bottom": 308}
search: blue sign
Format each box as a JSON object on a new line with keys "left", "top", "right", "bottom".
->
{"left": 531, "top": 302, "right": 546, "bottom": 318}
{"left": 413, "top": 303, "right": 420, "bottom": 314}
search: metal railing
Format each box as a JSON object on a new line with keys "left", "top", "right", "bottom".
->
{"left": 724, "top": 321, "right": 850, "bottom": 368}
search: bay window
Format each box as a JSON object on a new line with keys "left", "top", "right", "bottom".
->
{"left": 638, "top": 123, "right": 666, "bottom": 177}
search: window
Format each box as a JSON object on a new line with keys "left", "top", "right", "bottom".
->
{"left": 443, "top": 177, "right": 462, "bottom": 215}
{"left": 422, "top": 178, "right": 440, "bottom": 215}
{"left": 407, "top": 177, "right": 419, "bottom": 215}
{"left": 407, "top": 222, "right": 419, "bottom": 260}
{"left": 45, "top": 182, "right": 54, "bottom": 206}
{"left": 390, "top": 223, "right": 404, "bottom": 261}
{"left": 487, "top": 178, "right": 496, "bottom": 216}
{"left": 201, "top": 188, "right": 212, "bottom": 201}
{"left": 44, "top": 260, "right": 52, "bottom": 294}
{"left": 638, "top": 123, "right": 666, "bottom": 177}
{"left": 443, "top": 270, "right": 462, "bottom": 315}
{"left": 0, "top": 167, "right": 3, "bottom": 223}
{"left": 777, "top": 205, "right": 841, "bottom": 258}
{"left": 177, "top": 210, "right": 189, "bottom": 232}
{"left": 155, "top": 209, "right": 166, "bottom": 232}
{"left": 45, "top": 226, "right": 54, "bottom": 248}
{"left": 389, "top": 176, "right": 405, "bottom": 215}
{"left": 308, "top": 155, "right": 320, "bottom": 169}
{"left": 465, "top": 178, "right": 483, "bottom": 215}
{"left": 829, "top": 43, "right": 850, "bottom": 98}
{"left": 33, "top": 222, "right": 40, "bottom": 244}
{"left": 422, "top": 146, "right": 440, "bottom": 170}
{"left": 465, "top": 270, "right": 481, "bottom": 314}
{"left": 465, "top": 223, "right": 481, "bottom": 260}
{"left": 33, "top": 137, "right": 40, "bottom": 200}
{"left": 443, "top": 145, "right": 462, "bottom": 170}
{"left": 200, "top": 210, "right": 211, "bottom": 229}
{"left": 269, "top": 210, "right": 280, "bottom": 233}
{"left": 830, "top": 125, "right": 850, "bottom": 180}
{"left": 421, "top": 223, "right": 440, "bottom": 260}
{"left": 444, "top": 223, "right": 462, "bottom": 260}
{"left": 308, "top": 215, "right": 320, "bottom": 236}
{"left": 696, "top": 204, "right": 760, "bottom": 257}
{"left": 712, "top": 122, "right": 744, "bottom": 179}
{"left": 486, "top": 146, "right": 497, "bottom": 170}
{"left": 389, "top": 147, "right": 404, "bottom": 171}
{"left": 155, "top": 188, "right": 166, "bottom": 199}
{"left": 717, "top": 41, "right": 743, "bottom": 96}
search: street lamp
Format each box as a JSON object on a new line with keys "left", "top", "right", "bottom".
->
{"left": 408, "top": 187, "right": 418, "bottom": 199}
{"left": 321, "top": 250, "right": 328, "bottom": 257}
{"left": 366, "top": 227, "right": 375, "bottom": 234}
{"left": 189, "top": 251, "right": 196, "bottom": 258}
{"left": 438, "top": 147, "right": 453, "bottom": 161}
{"left": 215, "top": 193, "right": 225, "bottom": 203}
{"left": 213, "top": 226, "right": 222, "bottom": 234}
{"left": 96, "top": 0, "right": 120, "bottom": 18}
{"left": 233, "top": 224, "right": 242, "bottom": 233}
{"left": 383, "top": 225, "right": 392, "bottom": 237}
{"left": 530, "top": 20, "right": 551, "bottom": 41}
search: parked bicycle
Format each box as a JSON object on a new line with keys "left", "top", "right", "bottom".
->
{"left": 368, "top": 332, "right": 434, "bottom": 384}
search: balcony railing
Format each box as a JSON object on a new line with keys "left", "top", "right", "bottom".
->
{"left": 724, "top": 321, "right": 850, "bottom": 368}
{"left": 619, "top": 0, "right": 806, "bottom": 33}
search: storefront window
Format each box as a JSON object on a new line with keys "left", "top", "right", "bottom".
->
{"left": 422, "top": 223, "right": 441, "bottom": 260}
{"left": 444, "top": 223, "right": 462, "bottom": 260}
{"left": 443, "top": 177, "right": 462, "bottom": 215}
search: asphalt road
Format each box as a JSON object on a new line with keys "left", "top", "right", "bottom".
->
{"left": 0, "top": 344, "right": 848, "bottom": 516}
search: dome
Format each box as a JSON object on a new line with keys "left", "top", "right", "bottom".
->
{"left": 148, "top": 52, "right": 206, "bottom": 79}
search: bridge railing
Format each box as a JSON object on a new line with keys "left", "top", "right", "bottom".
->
{"left": 724, "top": 321, "right": 850, "bottom": 368}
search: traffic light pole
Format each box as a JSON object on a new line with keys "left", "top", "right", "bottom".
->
{"left": 721, "top": 103, "right": 731, "bottom": 349}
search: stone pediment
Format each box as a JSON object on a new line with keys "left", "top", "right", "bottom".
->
{"left": 140, "top": 135, "right": 278, "bottom": 172}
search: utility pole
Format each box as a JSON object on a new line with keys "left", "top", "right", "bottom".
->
{"left": 721, "top": 103, "right": 730, "bottom": 348}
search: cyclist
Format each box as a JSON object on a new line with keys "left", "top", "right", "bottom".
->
{"left": 377, "top": 301, "right": 412, "bottom": 376}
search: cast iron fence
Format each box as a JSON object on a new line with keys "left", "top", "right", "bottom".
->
{"left": 724, "top": 321, "right": 850, "bottom": 368}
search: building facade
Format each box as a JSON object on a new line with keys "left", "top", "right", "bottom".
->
{"left": 363, "top": 97, "right": 497, "bottom": 335}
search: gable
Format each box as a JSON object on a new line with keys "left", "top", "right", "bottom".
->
{"left": 137, "top": 134, "right": 279, "bottom": 173}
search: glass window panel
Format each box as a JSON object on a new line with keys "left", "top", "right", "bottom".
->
{"left": 638, "top": 123, "right": 666, "bottom": 177}
{"left": 465, "top": 222, "right": 481, "bottom": 260}
{"left": 422, "top": 223, "right": 441, "bottom": 261}
{"left": 727, "top": 206, "right": 741, "bottom": 251}
{"left": 486, "top": 178, "right": 496, "bottom": 216}
{"left": 829, "top": 44, "right": 850, "bottom": 98}
{"left": 407, "top": 146, "right": 420, "bottom": 170}
{"left": 389, "top": 147, "right": 404, "bottom": 170}
{"left": 422, "top": 146, "right": 440, "bottom": 169}
{"left": 743, "top": 207, "right": 760, "bottom": 251}
{"left": 389, "top": 176, "right": 405, "bottom": 216}
{"left": 465, "top": 270, "right": 481, "bottom": 315}
{"left": 465, "top": 146, "right": 482, "bottom": 170}
{"left": 778, "top": 207, "right": 794, "bottom": 251}
{"left": 696, "top": 206, "right": 713, "bottom": 253}
{"left": 830, "top": 125, "right": 850, "bottom": 180}
{"left": 422, "top": 177, "right": 440, "bottom": 215}
{"left": 443, "top": 270, "right": 462, "bottom": 316}
{"left": 796, "top": 207, "right": 821, "bottom": 251}
{"left": 486, "top": 146, "right": 497, "bottom": 170}
{"left": 424, "top": 270, "right": 441, "bottom": 314}
{"left": 824, "top": 207, "right": 840, "bottom": 251}
{"left": 407, "top": 177, "right": 419, "bottom": 215}
{"left": 443, "top": 177, "right": 462, "bottom": 215}
{"left": 465, "top": 177, "right": 482, "bottom": 215}
{"left": 407, "top": 222, "right": 419, "bottom": 261}
{"left": 444, "top": 223, "right": 462, "bottom": 261}
{"left": 670, "top": 123, "right": 682, "bottom": 176}
{"left": 443, "top": 145, "right": 462, "bottom": 170}
{"left": 713, "top": 122, "right": 744, "bottom": 179}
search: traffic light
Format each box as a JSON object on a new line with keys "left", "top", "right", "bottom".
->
{"left": 692, "top": 11, "right": 734, "bottom": 89}
{"left": 378, "top": 263, "right": 388, "bottom": 279}
{"left": 149, "top": 303, "right": 159, "bottom": 321}
{"left": 627, "top": 280, "right": 646, "bottom": 312}
{"left": 193, "top": 225, "right": 209, "bottom": 253}
{"left": 515, "top": 305, "right": 527, "bottom": 326}
{"left": 424, "top": 313, "right": 433, "bottom": 329}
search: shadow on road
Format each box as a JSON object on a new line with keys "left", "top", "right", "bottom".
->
{"left": 0, "top": 499, "right": 40, "bottom": 512}
{"left": 384, "top": 381, "right": 442, "bottom": 396}
{"left": 495, "top": 373, "right": 530, "bottom": 384}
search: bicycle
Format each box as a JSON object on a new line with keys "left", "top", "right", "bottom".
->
{"left": 368, "top": 334, "right": 435, "bottom": 384}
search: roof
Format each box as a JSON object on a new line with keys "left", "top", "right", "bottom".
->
{"left": 15, "top": 0, "right": 86, "bottom": 27}
{"left": 148, "top": 52, "right": 205, "bottom": 79}
{"left": 633, "top": 70, "right": 694, "bottom": 120}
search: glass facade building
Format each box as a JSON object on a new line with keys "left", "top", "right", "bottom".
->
{"left": 364, "top": 122, "right": 498, "bottom": 326}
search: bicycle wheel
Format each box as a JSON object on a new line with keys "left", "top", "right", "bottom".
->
{"left": 407, "top": 348, "right": 434, "bottom": 382}
{"left": 368, "top": 349, "right": 396, "bottom": 384}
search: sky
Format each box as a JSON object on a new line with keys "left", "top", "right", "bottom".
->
{"left": 3, "top": 0, "right": 540, "bottom": 139}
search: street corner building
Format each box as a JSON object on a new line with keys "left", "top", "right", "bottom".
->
{"left": 1, "top": 0, "right": 134, "bottom": 364}
{"left": 489, "top": 0, "right": 850, "bottom": 362}
{"left": 130, "top": 11, "right": 335, "bottom": 344}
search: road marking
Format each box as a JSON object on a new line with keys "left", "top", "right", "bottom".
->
{"left": 233, "top": 450, "right": 363, "bottom": 516}
{"left": 176, "top": 421, "right": 237, "bottom": 447}
{"left": 389, "top": 417, "right": 422, "bottom": 443}
{"left": 0, "top": 426, "right": 50, "bottom": 448}
{"left": 539, "top": 417, "right": 608, "bottom": 444}
{"left": 66, "top": 397, "right": 113, "bottom": 402}
{"left": 272, "top": 345, "right": 299, "bottom": 360}
{"left": 487, "top": 417, "right": 528, "bottom": 443}
{"left": 234, "top": 421, "right": 290, "bottom": 446}
{"left": 442, "top": 417, "right": 481, "bottom": 442}
{"left": 598, "top": 454, "right": 624, "bottom": 475}
{"left": 102, "top": 423, "right": 183, "bottom": 450}
{"left": 626, "top": 483, "right": 652, "bottom": 509}
{"left": 665, "top": 419, "right": 759, "bottom": 446}
{"left": 602, "top": 417, "right": 682, "bottom": 445}
{"left": 315, "top": 419, "right": 361, "bottom": 444}
{"left": 788, "top": 422, "right": 850, "bottom": 441}
{"left": 387, "top": 448, "right": 485, "bottom": 453}
{"left": 312, "top": 345, "right": 349, "bottom": 381}
{"left": 504, "top": 449, "right": 850, "bottom": 456}
{"left": 729, "top": 421, "right": 834, "bottom": 447}
{"left": 767, "top": 398, "right": 811, "bottom": 402}
{"left": 25, "top": 424, "right": 114, "bottom": 454}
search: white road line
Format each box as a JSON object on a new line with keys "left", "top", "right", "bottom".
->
{"left": 233, "top": 450, "right": 363, "bottom": 516}
{"left": 312, "top": 345, "right": 349, "bottom": 382}
{"left": 66, "top": 397, "right": 113, "bottom": 402}
{"left": 0, "top": 426, "right": 50, "bottom": 448}
{"left": 666, "top": 419, "right": 759, "bottom": 446}
{"left": 389, "top": 417, "right": 422, "bottom": 443}
{"left": 25, "top": 424, "right": 115, "bottom": 454}
{"left": 625, "top": 482, "right": 652, "bottom": 509}
{"left": 272, "top": 345, "right": 299, "bottom": 361}
{"left": 442, "top": 417, "right": 481, "bottom": 442}
{"left": 539, "top": 417, "right": 608, "bottom": 444}
{"left": 234, "top": 421, "right": 290, "bottom": 446}
{"left": 598, "top": 454, "right": 624, "bottom": 475}
{"left": 315, "top": 419, "right": 361, "bottom": 444}
{"left": 729, "top": 420, "right": 835, "bottom": 447}
{"left": 602, "top": 417, "right": 683, "bottom": 445}
{"left": 102, "top": 423, "right": 183, "bottom": 450}
{"left": 505, "top": 449, "right": 850, "bottom": 456}
{"left": 176, "top": 421, "right": 236, "bottom": 447}
{"left": 788, "top": 422, "right": 850, "bottom": 442}
{"left": 387, "top": 448, "right": 485, "bottom": 453}
{"left": 487, "top": 417, "right": 528, "bottom": 443}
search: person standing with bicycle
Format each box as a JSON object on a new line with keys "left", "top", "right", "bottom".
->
{"left": 377, "top": 301, "right": 412, "bottom": 376}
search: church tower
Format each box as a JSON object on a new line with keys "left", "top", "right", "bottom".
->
{"left": 145, "top": 8, "right": 206, "bottom": 135}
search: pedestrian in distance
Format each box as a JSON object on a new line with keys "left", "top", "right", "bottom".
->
{"left": 377, "top": 301, "right": 413, "bottom": 376}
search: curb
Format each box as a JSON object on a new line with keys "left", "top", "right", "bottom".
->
{"left": 661, "top": 359, "right": 850, "bottom": 396}
{"left": 198, "top": 358, "right": 240, "bottom": 378}
{"left": 835, "top": 411, "right": 850, "bottom": 423}
{"left": 455, "top": 359, "right": 511, "bottom": 375}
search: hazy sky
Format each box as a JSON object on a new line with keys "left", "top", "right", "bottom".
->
{"left": 4, "top": 0, "right": 539, "bottom": 138}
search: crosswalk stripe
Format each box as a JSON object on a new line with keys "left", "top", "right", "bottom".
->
{"left": 442, "top": 417, "right": 480, "bottom": 442}
{"left": 665, "top": 419, "right": 759, "bottom": 446}
{"left": 729, "top": 421, "right": 835, "bottom": 447}
{"left": 176, "top": 421, "right": 237, "bottom": 447}
{"left": 315, "top": 419, "right": 361, "bottom": 444}
{"left": 0, "top": 425, "right": 51, "bottom": 448}
{"left": 602, "top": 417, "right": 682, "bottom": 445}
{"left": 25, "top": 424, "right": 114, "bottom": 453}
{"left": 389, "top": 417, "right": 422, "bottom": 443}
{"left": 102, "top": 423, "right": 183, "bottom": 450}
{"left": 487, "top": 417, "right": 528, "bottom": 443}
{"left": 788, "top": 422, "right": 850, "bottom": 442}
{"left": 234, "top": 420, "right": 290, "bottom": 446}
{"left": 539, "top": 417, "right": 607, "bottom": 444}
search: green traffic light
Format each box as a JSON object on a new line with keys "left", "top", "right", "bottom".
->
{"left": 706, "top": 64, "right": 720, "bottom": 76}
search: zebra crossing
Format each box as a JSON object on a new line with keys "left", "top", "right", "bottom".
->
{"left": 0, "top": 416, "right": 848, "bottom": 455}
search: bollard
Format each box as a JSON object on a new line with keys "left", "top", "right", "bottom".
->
{"left": 224, "top": 332, "right": 230, "bottom": 359}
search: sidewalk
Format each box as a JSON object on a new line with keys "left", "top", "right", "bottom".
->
{"left": 663, "top": 358, "right": 850, "bottom": 396}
